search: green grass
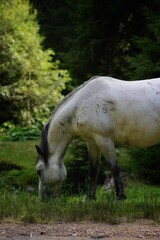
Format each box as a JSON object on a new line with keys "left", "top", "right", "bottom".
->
{"left": 0, "top": 184, "right": 159, "bottom": 223}
{"left": 0, "top": 140, "right": 38, "bottom": 188}
{"left": 0, "top": 141, "right": 36, "bottom": 168}
{"left": 0, "top": 141, "right": 160, "bottom": 224}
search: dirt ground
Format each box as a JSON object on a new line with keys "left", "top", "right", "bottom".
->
{"left": 0, "top": 220, "right": 160, "bottom": 240}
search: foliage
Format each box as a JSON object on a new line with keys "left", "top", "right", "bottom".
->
{"left": 32, "top": 0, "right": 154, "bottom": 84}
{"left": 0, "top": 121, "right": 40, "bottom": 141}
{"left": 123, "top": 6, "right": 160, "bottom": 79}
{"left": 128, "top": 145, "right": 160, "bottom": 185}
{"left": 64, "top": 138, "right": 89, "bottom": 194}
{"left": 0, "top": 0, "right": 71, "bottom": 125}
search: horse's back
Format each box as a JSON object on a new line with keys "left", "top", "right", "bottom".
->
{"left": 72, "top": 77, "right": 160, "bottom": 147}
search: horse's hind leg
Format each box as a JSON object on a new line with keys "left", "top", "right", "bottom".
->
{"left": 95, "top": 136, "right": 126, "bottom": 200}
{"left": 87, "top": 141, "right": 101, "bottom": 200}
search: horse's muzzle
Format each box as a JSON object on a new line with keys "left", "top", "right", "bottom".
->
{"left": 39, "top": 182, "right": 62, "bottom": 200}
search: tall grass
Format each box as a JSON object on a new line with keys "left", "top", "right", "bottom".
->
{"left": 0, "top": 184, "right": 159, "bottom": 224}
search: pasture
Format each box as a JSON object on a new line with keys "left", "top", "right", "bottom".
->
{"left": 0, "top": 140, "right": 159, "bottom": 223}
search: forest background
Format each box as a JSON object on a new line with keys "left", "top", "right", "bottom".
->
{"left": 0, "top": 0, "right": 160, "bottom": 189}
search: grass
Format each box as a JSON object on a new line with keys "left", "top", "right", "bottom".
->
{"left": 0, "top": 141, "right": 36, "bottom": 166}
{"left": 0, "top": 184, "right": 159, "bottom": 223}
{"left": 0, "top": 140, "right": 38, "bottom": 188}
{"left": 0, "top": 140, "right": 160, "bottom": 224}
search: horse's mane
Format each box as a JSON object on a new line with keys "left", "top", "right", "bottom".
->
{"left": 39, "top": 122, "right": 50, "bottom": 165}
{"left": 39, "top": 76, "right": 98, "bottom": 164}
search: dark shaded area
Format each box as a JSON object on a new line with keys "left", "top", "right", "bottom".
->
{"left": 0, "top": 161, "right": 22, "bottom": 171}
{"left": 31, "top": 0, "right": 158, "bottom": 84}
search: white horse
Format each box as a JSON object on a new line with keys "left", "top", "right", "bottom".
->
{"left": 35, "top": 76, "right": 160, "bottom": 200}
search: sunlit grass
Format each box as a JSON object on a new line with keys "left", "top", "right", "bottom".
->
{"left": 0, "top": 140, "right": 38, "bottom": 188}
{"left": 0, "top": 141, "right": 37, "bottom": 168}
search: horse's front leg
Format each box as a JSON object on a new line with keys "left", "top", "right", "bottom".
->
{"left": 87, "top": 142, "right": 101, "bottom": 200}
{"left": 95, "top": 136, "right": 126, "bottom": 200}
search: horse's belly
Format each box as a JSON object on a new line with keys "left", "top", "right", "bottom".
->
{"left": 114, "top": 120, "right": 160, "bottom": 147}
{"left": 113, "top": 96, "right": 160, "bottom": 147}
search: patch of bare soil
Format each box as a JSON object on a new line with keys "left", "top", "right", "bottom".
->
{"left": 0, "top": 220, "right": 160, "bottom": 240}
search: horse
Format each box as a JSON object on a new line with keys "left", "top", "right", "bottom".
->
{"left": 35, "top": 76, "right": 160, "bottom": 200}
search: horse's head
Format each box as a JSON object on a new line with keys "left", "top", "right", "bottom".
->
{"left": 35, "top": 145, "right": 67, "bottom": 200}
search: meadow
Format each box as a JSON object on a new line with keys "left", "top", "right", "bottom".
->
{"left": 0, "top": 140, "right": 159, "bottom": 224}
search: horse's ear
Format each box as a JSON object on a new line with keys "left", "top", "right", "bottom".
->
{"left": 35, "top": 145, "right": 43, "bottom": 156}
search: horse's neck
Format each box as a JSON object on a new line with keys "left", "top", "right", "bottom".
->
{"left": 48, "top": 110, "right": 73, "bottom": 159}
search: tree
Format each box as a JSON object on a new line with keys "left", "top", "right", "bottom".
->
{"left": 32, "top": 0, "right": 151, "bottom": 85}
{"left": 123, "top": 4, "right": 160, "bottom": 79}
{"left": 0, "top": 0, "right": 70, "bottom": 125}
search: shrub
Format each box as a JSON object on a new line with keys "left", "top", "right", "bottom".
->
{"left": 0, "top": 121, "right": 40, "bottom": 141}
{"left": 128, "top": 145, "right": 160, "bottom": 184}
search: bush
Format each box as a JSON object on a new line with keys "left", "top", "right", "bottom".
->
{"left": 0, "top": 121, "right": 40, "bottom": 141}
{"left": 128, "top": 145, "right": 160, "bottom": 184}
{"left": 0, "top": 0, "right": 71, "bottom": 126}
